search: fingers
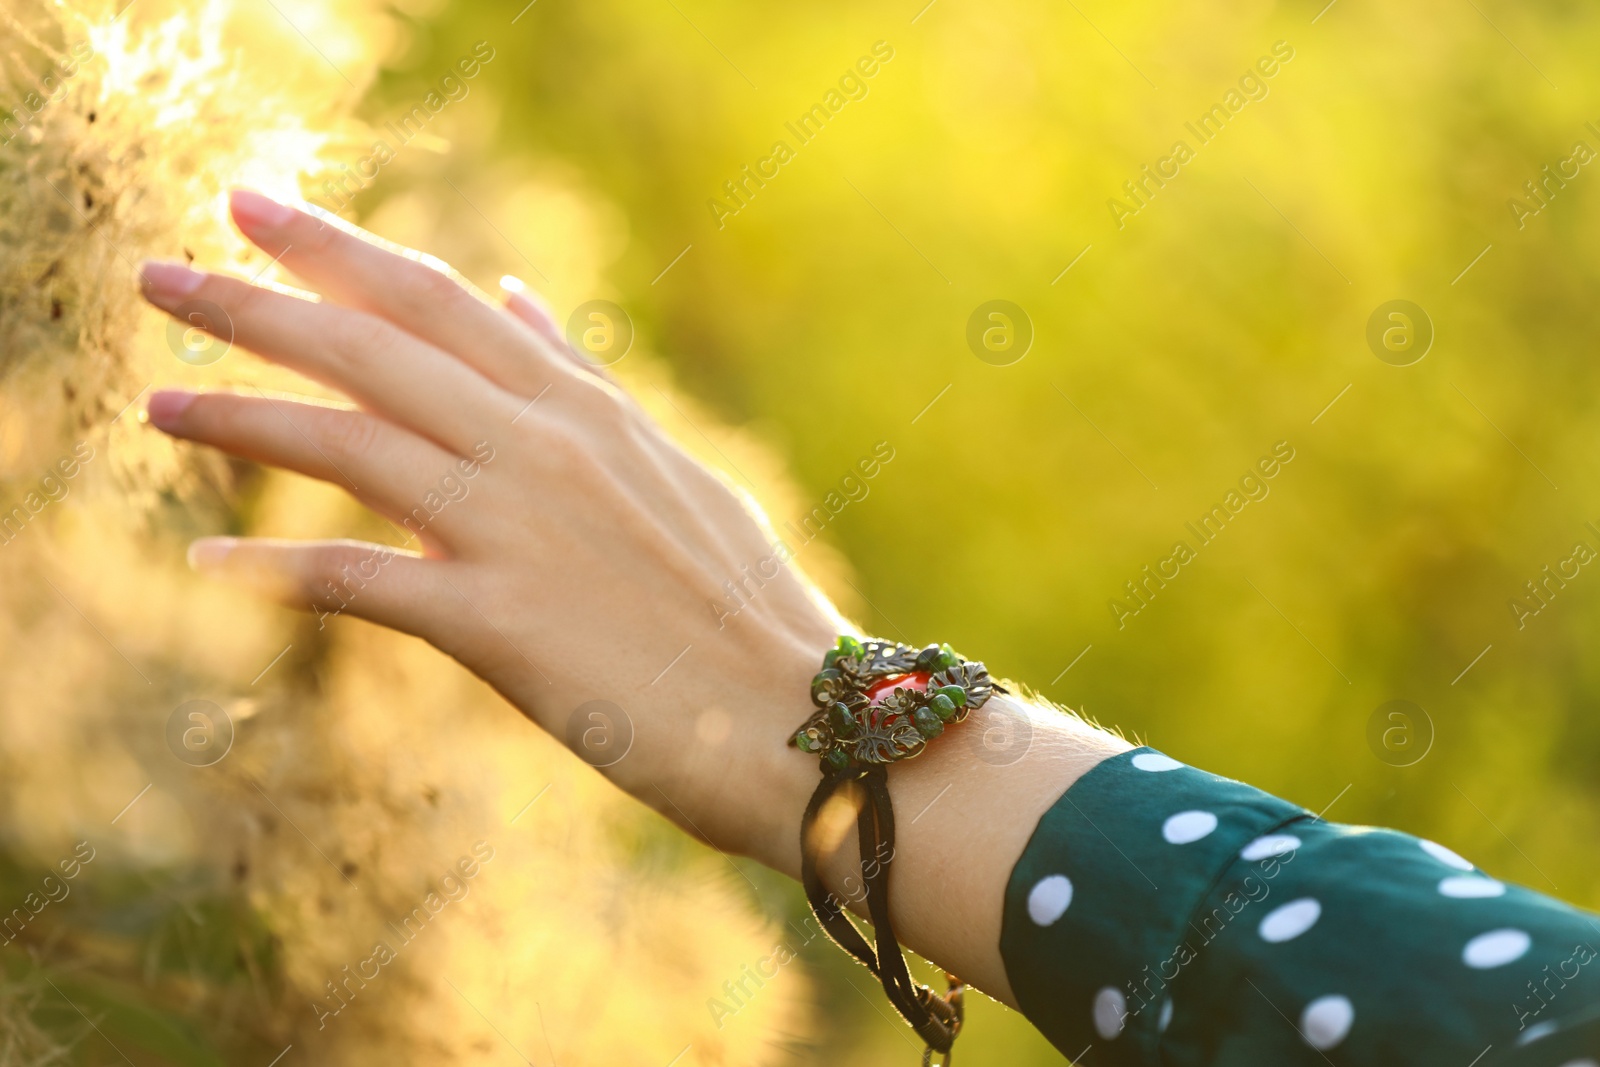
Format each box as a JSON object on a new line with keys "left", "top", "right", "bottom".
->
{"left": 146, "top": 390, "right": 480, "bottom": 550}
{"left": 186, "top": 537, "right": 466, "bottom": 640}
{"left": 500, "top": 277, "right": 616, "bottom": 381}
{"left": 498, "top": 277, "right": 568, "bottom": 354}
{"left": 228, "top": 191, "right": 579, "bottom": 397}
{"left": 139, "top": 261, "right": 521, "bottom": 456}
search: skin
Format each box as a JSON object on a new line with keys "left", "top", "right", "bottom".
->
{"left": 139, "top": 190, "right": 1131, "bottom": 1011}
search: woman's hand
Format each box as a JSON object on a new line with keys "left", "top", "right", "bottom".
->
{"left": 141, "top": 191, "right": 1128, "bottom": 1006}
{"left": 140, "top": 190, "right": 843, "bottom": 865}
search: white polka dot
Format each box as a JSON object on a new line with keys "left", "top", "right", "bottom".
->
{"left": 1162, "top": 810, "right": 1218, "bottom": 844}
{"left": 1027, "top": 874, "right": 1073, "bottom": 926}
{"left": 1157, "top": 997, "right": 1173, "bottom": 1033}
{"left": 1463, "top": 928, "right": 1532, "bottom": 969}
{"left": 1240, "top": 834, "right": 1302, "bottom": 862}
{"left": 1259, "top": 898, "right": 1322, "bottom": 943}
{"left": 1420, "top": 839, "right": 1475, "bottom": 871}
{"left": 1439, "top": 876, "right": 1506, "bottom": 899}
{"left": 1516, "top": 1020, "right": 1558, "bottom": 1045}
{"left": 1299, "top": 994, "right": 1354, "bottom": 1050}
{"left": 1131, "top": 753, "right": 1182, "bottom": 772}
{"left": 1093, "top": 986, "right": 1126, "bottom": 1039}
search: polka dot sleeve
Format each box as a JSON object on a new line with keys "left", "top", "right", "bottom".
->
{"left": 998, "top": 747, "right": 1600, "bottom": 1065}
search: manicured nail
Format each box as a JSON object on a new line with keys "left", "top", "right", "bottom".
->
{"left": 501, "top": 275, "right": 554, "bottom": 323}
{"left": 139, "top": 260, "right": 205, "bottom": 304}
{"left": 144, "top": 390, "right": 197, "bottom": 431}
{"left": 230, "top": 189, "right": 297, "bottom": 231}
{"left": 187, "top": 537, "right": 237, "bottom": 571}
{"left": 503, "top": 288, "right": 545, "bottom": 319}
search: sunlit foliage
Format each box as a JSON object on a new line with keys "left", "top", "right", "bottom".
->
{"left": 0, "top": 2, "right": 802, "bottom": 1064}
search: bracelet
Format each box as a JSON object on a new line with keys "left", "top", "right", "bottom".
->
{"left": 790, "top": 636, "right": 1002, "bottom": 1065}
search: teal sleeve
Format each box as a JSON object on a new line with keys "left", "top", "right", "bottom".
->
{"left": 998, "top": 747, "right": 1600, "bottom": 1065}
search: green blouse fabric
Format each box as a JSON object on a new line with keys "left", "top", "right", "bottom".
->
{"left": 999, "top": 747, "right": 1600, "bottom": 1065}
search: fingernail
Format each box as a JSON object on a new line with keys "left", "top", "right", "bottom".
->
{"left": 187, "top": 537, "right": 237, "bottom": 571}
{"left": 144, "top": 390, "right": 197, "bottom": 431}
{"left": 230, "top": 189, "right": 297, "bottom": 231}
{"left": 139, "top": 260, "right": 205, "bottom": 304}
{"left": 501, "top": 276, "right": 554, "bottom": 321}
{"left": 504, "top": 288, "right": 543, "bottom": 318}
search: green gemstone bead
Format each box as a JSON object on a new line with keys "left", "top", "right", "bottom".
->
{"left": 912, "top": 706, "right": 944, "bottom": 739}
{"left": 825, "top": 747, "right": 852, "bottom": 770}
{"left": 822, "top": 649, "right": 841, "bottom": 669}
{"left": 837, "top": 635, "right": 863, "bottom": 657}
{"left": 811, "top": 668, "right": 842, "bottom": 702}
{"left": 930, "top": 693, "right": 958, "bottom": 721}
{"left": 828, "top": 702, "right": 858, "bottom": 737}
{"left": 795, "top": 729, "right": 820, "bottom": 752}
{"left": 937, "top": 685, "right": 968, "bottom": 708}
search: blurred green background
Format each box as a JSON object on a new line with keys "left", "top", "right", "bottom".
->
{"left": 354, "top": 0, "right": 1600, "bottom": 1059}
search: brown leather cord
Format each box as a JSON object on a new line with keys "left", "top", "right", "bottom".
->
{"left": 801, "top": 763, "right": 965, "bottom": 1063}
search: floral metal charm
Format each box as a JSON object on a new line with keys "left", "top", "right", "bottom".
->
{"left": 790, "top": 636, "right": 999, "bottom": 770}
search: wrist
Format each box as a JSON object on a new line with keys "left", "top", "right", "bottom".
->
{"left": 639, "top": 622, "right": 834, "bottom": 868}
{"left": 761, "top": 678, "right": 1132, "bottom": 1006}
{"left": 722, "top": 631, "right": 836, "bottom": 872}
